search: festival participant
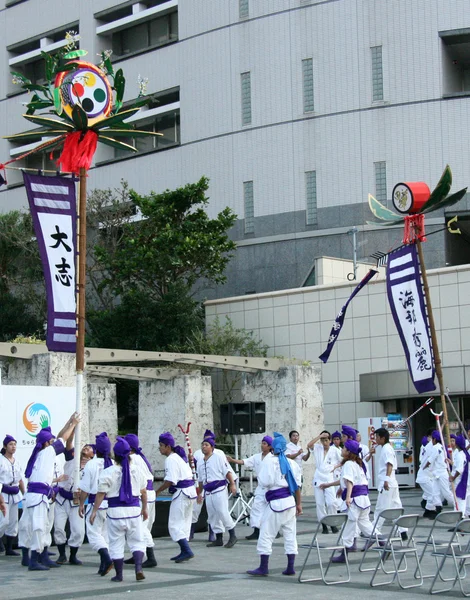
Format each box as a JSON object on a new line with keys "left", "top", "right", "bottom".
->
{"left": 371, "top": 428, "right": 408, "bottom": 538}
{"left": 341, "top": 425, "right": 358, "bottom": 444}
{"left": 286, "top": 430, "right": 311, "bottom": 473}
{"left": 196, "top": 437, "right": 238, "bottom": 548}
{"left": 0, "top": 435, "right": 25, "bottom": 556}
{"left": 156, "top": 432, "right": 197, "bottom": 562}
{"left": 90, "top": 437, "right": 148, "bottom": 583}
{"left": 18, "top": 413, "right": 80, "bottom": 571}
{"left": 227, "top": 435, "right": 274, "bottom": 540}
{"left": 330, "top": 440, "right": 374, "bottom": 563}
{"left": 422, "top": 430, "right": 455, "bottom": 516}
{"left": 79, "top": 432, "right": 114, "bottom": 575}
{"left": 451, "top": 434, "right": 468, "bottom": 514}
{"left": 416, "top": 432, "right": 432, "bottom": 510}
{"left": 247, "top": 432, "right": 302, "bottom": 577}
{"left": 356, "top": 432, "right": 372, "bottom": 482}
{"left": 307, "top": 431, "right": 339, "bottom": 534}
{"left": 123, "top": 434, "right": 157, "bottom": 569}
{"left": 54, "top": 431, "right": 92, "bottom": 565}
{"left": 331, "top": 431, "right": 342, "bottom": 449}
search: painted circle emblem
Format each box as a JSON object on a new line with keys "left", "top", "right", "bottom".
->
{"left": 23, "top": 402, "right": 51, "bottom": 438}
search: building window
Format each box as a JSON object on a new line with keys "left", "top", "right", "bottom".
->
{"left": 302, "top": 58, "right": 314, "bottom": 113}
{"left": 239, "top": 0, "right": 249, "bottom": 19}
{"left": 371, "top": 45, "right": 384, "bottom": 101}
{"left": 440, "top": 29, "right": 470, "bottom": 95}
{"left": 113, "top": 88, "right": 180, "bottom": 158}
{"left": 305, "top": 170, "right": 317, "bottom": 225}
{"left": 244, "top": 181, "right": 254, "bottom": 234}
{"left": 241, "top": 72, "right": 252, "bottom": 126}
{"left": 112, "top": 12, "right": 178, "bottom": 58}
{"left": 374, "top": 161, "right": 387, "bottom": 203}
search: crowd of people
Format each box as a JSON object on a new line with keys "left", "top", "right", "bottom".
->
{"left": 0, "top": 414, "right": 467, "bottom": 581}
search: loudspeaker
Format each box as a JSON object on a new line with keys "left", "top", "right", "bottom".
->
{"left": 220, "top": 404, "right": 230, "bottom": 434}
{"left": 219, "top": 403, "right": 252, "bottom": 434}
{"left": 250, "top": 402, "right": 266, "bottom": 433}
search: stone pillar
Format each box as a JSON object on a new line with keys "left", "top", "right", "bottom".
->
{"left": 138, "top": 371, "right": 213, "bottom": 478}
{"left": 240, "top": 365, "right": 323, "bottom": 495}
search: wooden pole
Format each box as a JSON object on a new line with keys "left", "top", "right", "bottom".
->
{"left": 416, "top": 238, "right": 451, "bottom": 448}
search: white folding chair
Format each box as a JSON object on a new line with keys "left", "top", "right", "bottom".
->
{"left": 298, "top": 514, "right": 350, "bottom": 585}
{"left": 370, "top": 514, "right": 423, "bottom": 589}
{"left": 430, "top": 518, "right": 470, "bottom": 596}
{"left": 359, "top": 507, "right": 404, "bottom": 573}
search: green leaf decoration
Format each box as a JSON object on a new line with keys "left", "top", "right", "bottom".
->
{"left": 23, "top": 114, "right": 74, "bottom": 131}
{"left": 114, "top": 100, "right": 123, "bottom": 114}
{"left": 104, "top": 55, "right": 114, "bottom": 76}
{"left": 63, "top": 49, "right": 88, "bottom": 60}
{"left": 92, "top": 108, "right": 141, "bottom": 130}
{"left": 422, "top": 187, "right": 467, "bottom": 214}
{"left": 3, "top": 129, "right": 54, "bottom": 141}
{"left": 22, "top": 83, "right": 50, "bottom": 93}
{"left": 420, "top": 165, "right": 452, "bottom": 213}
{"left": 54, "top": 62, "right": 79, "bottom": 75}
{"left": 368, "top": 193, "right": 403, "bottom": 221}
{"left": 98, "top": 135, "right": 137, "bottom": 152}
{"left": 53, "top": 87, "right": 63, "bottom": 115}
{"left": 41, "top": 52, "right": 54, "bottom": 82}
{"left": 11, "top": 70, "right": 32, "bottom": 85}
{"left": 100, "top": 128, "right": 163, "bottom": 138}
{"left": 71, "top": 104, "right": 88, "bottom": 130}
{"left": 26, "top": 99, "right": 54, "bottom": 115}
{"left": 114, "top": 69, "right": 125, "bottom": 105}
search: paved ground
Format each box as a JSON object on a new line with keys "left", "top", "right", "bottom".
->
{"left": 0, "top": 489, "right": 467, "bottom": 599}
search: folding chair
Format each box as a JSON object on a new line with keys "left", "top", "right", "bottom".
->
{"left": 430, "top": 518, "right": 470, "bottom": 596}
{"left": 414, "top": 510, "right": 462, "bottom": 581}
{"left": 370, "top": 514, "right": 423, "bottom": 589}
{"left": 298, "top": 514, "right": 350, "bottom": 585}
{"left": 359, "top": 507, "right": 404, "bottom": 573}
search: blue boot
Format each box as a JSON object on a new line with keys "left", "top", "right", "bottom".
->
{"left": 174, "top": 539, "right": 194, "bottom": 563}
{"left": 21, "top": 547, "right": 29, "bottom": 567}
{"left": 247, "top": 554, "right": 269, "bottom": 576}
{"left": 40, "top": 547, "right": 61, "bottom": 568}
{"left": 282, "top": 554, "right": 295, "bottom": 575}
{"left": 98, "top": 547, "right": 113, "bottom": 576}
{"left": 29, "top": 550, "right": 49, "bottom": 571}
{"left": 111, "top": 558, "right": 124, "bottom": 582}
{"left": 133, "top": 550, "right": 145, "bottom": 581}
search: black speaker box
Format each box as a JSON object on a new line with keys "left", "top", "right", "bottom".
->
{"left": 250, "top": 402, "right": 266, "bottom": 433}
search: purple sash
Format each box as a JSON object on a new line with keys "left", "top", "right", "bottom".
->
{"left": 169, "top": 479, "right": 195, "bottom": 494}
{"left": 2, "top": 485, "right": 20, "bottom": 495}
{"left": 27, "top": 482, "right": 52, "bottom": 497}
{"left": 107, "top": 496, "right": 140, "bottom": 508}
{"left": 88, "top": 493, "right": 96, "bottom": 504}
{"left": 341, "top": 484, "right": 369, "bottom": 501}
{"left": 146, "top": 479, "right": 154, "bottom": 491}
{"left": 59, "top": 488, "right": 74, "bottom": 501}
{"left": 203, "top": 480, "right": 226, "bottom": 493}
{"left": 266, "top": 487, "right": 291, "bottom": 502}
{"left": 456, "top": 450, "right": 470, "bottom": 500}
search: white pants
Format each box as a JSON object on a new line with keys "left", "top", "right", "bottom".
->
{"left": 169, "top": 493, "right": 195, "bottom": 541}
{"left": 85, "top": 506, "right": 109, "bottom": 552}
{"left": 435, "top": 474, "right": 455, "bottom": 507}
{"left": 373, "top": 486, "right": 407, "bottom": 533}
{"left": 0, "top": 501, "right": 19, "bottom": 537}
{"left": 192, "top": 498, "right": 203, "bottom": 524}
{"left": 250, "top": 493, "right": 268, "bottom": 529}
{"left": 257, "top": 505, "right": 297, "bottom": 556}
{"left": 420, "top": 478, "right": 439, "bottom": 510}
{"left": 206, "top": 488, "right": 235, "bottom": 534}
{"left": 54, "top": 501, "right": 85, "bottom": 547}
{"left": 343, "top": 504, "right": 373, "bottom": 548}
{"left": 465, "top": 490, "right": 470, "bottom": 517}
{"left": 140, "top": 500, "right": 155, "bottom": 548}
{"left": 107, "top": 516, "right": 145, "bottom": 560}
{"left": 18, "top": 499, "right": 49, "bottom": 552}
{"left": 314, "top": 484, "right": 337, "bottom": 522}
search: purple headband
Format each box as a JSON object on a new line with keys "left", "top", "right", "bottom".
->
{"left": 345, "top": 439, "right": 361, "bottom": 455}
{"left": 262, "top": 436, "right": 273, "bottom": 446}
{"left": 432, "top": 430, "right": 442, "bottom": 443}
{"left": 204, "top": 429, "right": 215, "bottom": 440}
{"left": 342, "top": 425, "right": 358, "bottom": 440}
{"left": 456, "top": 434, "right": 467, "bottom": 451}
{"left": 95, "top": 432, "right": 113, "bottom": 468}
{"left": 159, "top": 432, "right": 175, "bottom": 448}
{"left": 173, "top": 445, "right": 188, "bottom": 462}
{"left": 421, "top": 436, "right": 429, "bottom": 446}
{"left": 125, "top": 433, "right": 153, "bottom": 472}
{"left": 331, "top": 431, "right": 341, "bottom": 440}
{"left": 3, "top": 435, "right": 16, "bottom": 447}
{"left": 203, "top": 437, "right": 215, "bottom": 447}
{"left": 24, "top": 428, "right": 55, "bottom": 478}
{"left": 114, "top": 437, "right": 133, "bottom": 503}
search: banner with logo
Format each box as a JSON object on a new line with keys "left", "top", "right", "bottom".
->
{"left": 0, "top": 385, "right": 75, "bottom": 469}
{"left": 386, "top": 244, "right": 436, "bottom": 393}
{"left": 319, "top": 269, "right": 378, "bottom": 363}
{"left": 23, "top": 172, "right": 77, "bottom": 352}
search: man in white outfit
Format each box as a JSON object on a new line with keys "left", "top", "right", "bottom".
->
{"left": 79, "top": 432, "right": 114, "bottom": 575}
{"left": 227, "top": 435, "right": 273, "bottom": 540}
{"left": 156, "top": 432, "right": 197, "bottom": 562}
{"left": 247, "top": 432, "right": 302, "bottom": 577}
{"left": 0, "top": 435, "right": 25, "bottom": 556}
{"left": 422, "top": 430, "right": 455, "bottom": 517}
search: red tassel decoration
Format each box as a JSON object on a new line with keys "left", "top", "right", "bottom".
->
{"left": 57, "top": 130, "right": 98, "bottom": 174}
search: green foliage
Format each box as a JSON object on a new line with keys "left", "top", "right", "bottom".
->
{"left": 0, "top": 292, "right": 44, "bottom": 342}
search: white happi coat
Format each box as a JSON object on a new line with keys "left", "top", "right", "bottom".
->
{"left": 339, "top": 460, "right": 373, "bottom": 547}
{"left": 54, "top": 451, "right": 85, "bottom": 548}
{"left": 80, "top": 456, "right": 110, "bottom": 552}
{"left": 196, "top": 451, "right": 234, "bottom": 534}
{"left": 131, "top": 453, "right": 155, "bottom": 548}
{"left": 0, "top": 453, "right": 23, "bottom": 537}
{"left": 373, "top": 443, "right": 406, "bottom": 533}
{"left": 165, "top": 452, "right": 196, "bottom": 541}
{"left": 243, "top": 451, "right": 273, "bottom": 528}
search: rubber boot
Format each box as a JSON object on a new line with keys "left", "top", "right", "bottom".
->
{"left": 111, "top": 558, "right": 124, "bottom": 582}
{"left": 40, "top": 547, "right": 61, "bottom": 568}
{"left": 245, "top": 527, "right": 259, "bottom": 540}
{"left": 5, "top": 536, "right": 20, "bottom": 556}
{"left": 322, "top": 523, "right": 329, "bottom": 534}
{"left": 98, "top": 547, "right": 113, "bottom": 576}
{"left": 247, "top": 554, "right": 269, "bottom": 576}
{"left": 189, "top": 523, "right": 195, "bottom": 541}
{"left": 331, "top": 526, "right": 339, "bottom": 534}
{"left": 175, "top": 539, "right": 194, "bottom": 563}
{"left": 29, "top": 550, "right": 49, "bottom": 571}
{"left": 123, "top": 555, "right": 135, "bottom": 564}
{"left": 224, "top": 528, "right": 238, "bottom": 548}
{"left": 69, "top": 546, "right": 82, "bottom": 565}
{"left": 207, "top": 525, "right": 216, "bottom": 542}
{"left": 207, "top": 532, "right": 223, "bottom": 547}
{"left": 0, "top": 537, "right": 4, "bottom": 553}
{"left": 282, "top": 553, "right": 296, "bottom": 576}
{"left": 133, "top": 550, "right": 145, "bottom": 581}
{"left": 348, "top": 539, "right": 358, "bottom": 553}
{"left": 331, "top": 550, "right": 346, "bottom": 563}
{"left": 21, "top": 547, "right": 29, "bottom": 567}
{"left": 142, "top": 547, "right": 157, "bottom": 568}
{"left": 56, "top": 543, "right": 67, "bottom": 564}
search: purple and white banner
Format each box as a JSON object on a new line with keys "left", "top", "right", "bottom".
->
{"left": 319, "top": 269, "right": 377, "bottom": 363}
{"left": 386, "top": 244, "right": 436, "bottom": 393}
{"left": 23, "top": 172, "right": 77, "bottom": 353}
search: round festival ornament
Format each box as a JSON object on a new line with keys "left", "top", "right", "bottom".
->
{"left": 392, "top": 181, "right": 431, "bottom": 215}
